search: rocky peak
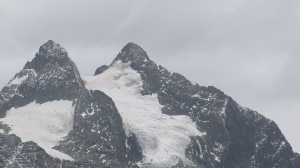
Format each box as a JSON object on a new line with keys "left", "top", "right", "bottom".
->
{"left": 0, "top": 40, "right": 84, "bottom": 117}
{"left": 21, "top": 40, "right": 83, "bottom": 88}
{"left": 111, "top": 42, "right": 149, "bottom": 64}
{"left": 38, "top": 40, "right": 68, "bottom": 58}
{"left": 24, "top": 40, "right": 71, "bottom": 72}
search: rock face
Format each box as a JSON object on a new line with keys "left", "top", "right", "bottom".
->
{"left": 0, "top": 133, "right": 61, "bottom": 168}
{"left": 0, "top": 40, "right": 299, "bottom": 168}
{"left": 55, "top": 89, "right": 141, "bottom": 167}
{"left": 94, "top": 65, "right": 109, "bottom": 75}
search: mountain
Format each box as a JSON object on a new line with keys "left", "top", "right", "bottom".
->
{"left": 0, "top": 41, "right": 140, "bottom": 168}
{"left": 0, "top": 40, "right": 299, "bottom": 168}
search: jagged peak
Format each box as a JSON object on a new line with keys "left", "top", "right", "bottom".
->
{"left": 24, "top": 40, "right": 73, "bottom": 71}
{"left": 0, "top": 40, "right": 84, "bottom": 111}
{"left": 111, "top": 42, "right": 149, "bottom": 65}
{"left": 37, "top": 40, "right": 68, "bottom": 58}
{"left": 122, "top": 42, "right": 145, "bottom": 52}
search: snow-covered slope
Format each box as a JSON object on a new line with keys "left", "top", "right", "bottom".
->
{"left": 85, "top": 61, "right": 204, "bottom": 167}
{"left": 0, "top": 100, "right": 74, "bottom": 160}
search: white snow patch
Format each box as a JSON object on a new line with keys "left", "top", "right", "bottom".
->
{"left": 84, "top": 62, "right": 204, "bottom": 167}
{"left": 7, "top": 75, "right": 28, "bottom": 86}
{"left": 221, "top": 98, "right": 228, "bottom": 115}
{"left": 212, "top": 152, "right": 220, "bottom": 162}
{"left": 0, "top": 100, "right": 75, "bottom": 161}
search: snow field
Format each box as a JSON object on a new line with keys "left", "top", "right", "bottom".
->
{"left": 0, "top": 100, "right": 75, "bottom": 161}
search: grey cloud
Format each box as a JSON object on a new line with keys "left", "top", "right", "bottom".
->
{"left": 0, "top": 0, "right": 299, "bottom": 152}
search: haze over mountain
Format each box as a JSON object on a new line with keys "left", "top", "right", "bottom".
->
{"left": 0, "top": 40, "right": 299, "bottom": 168}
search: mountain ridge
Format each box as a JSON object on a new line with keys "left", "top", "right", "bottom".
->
{"left": 0, "top": 40, "right": 299, "bottom": 168}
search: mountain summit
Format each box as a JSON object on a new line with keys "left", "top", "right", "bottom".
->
{"left": 0, "top": 41, "right": 299, "bottom": 168}
{"left": 24, "top": 40, "right": 74, "bottom": 74}
{"left": 36, "top": 40, "right": 68, "bottom": 58}
{"left": 0, "top": 40, "right": 84, "bottom": 118}
{"left": 95, "top": 42, "right": 149, "bottom": 76}
{"left": 112, "top": 42, "right": 149, "bottom": 64}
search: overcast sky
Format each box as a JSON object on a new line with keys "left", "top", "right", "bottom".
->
{"left": 0, "top": 0, "right": 299, "bottom": 152}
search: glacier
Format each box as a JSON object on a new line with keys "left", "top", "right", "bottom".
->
{"left": 85, "top": 61, "right": 205, "bottom": 167}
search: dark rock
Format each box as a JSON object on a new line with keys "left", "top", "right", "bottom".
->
{"left": 94, "top": 65, "right": 109, "bottom": 75}
{"left": 55, "top": 90, "right": 141, "bottom": 167}
{"left": 0, "top": 134, "right": 61, "bottom": 168}
{"left": 126, "top": 133, "right": 143, "bottom": 162}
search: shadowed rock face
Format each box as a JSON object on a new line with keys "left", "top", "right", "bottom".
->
{"left": 55, "top": 89, "right": 142, "bottom": 168}
{"left": 94, "top": 65, "right": 109, "bottom": 75}
{"left": 0, "top": 40, "right": 141, "bottom": 168}
{"left": 104, "top": 42, "right": 300, "bottom": 168}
